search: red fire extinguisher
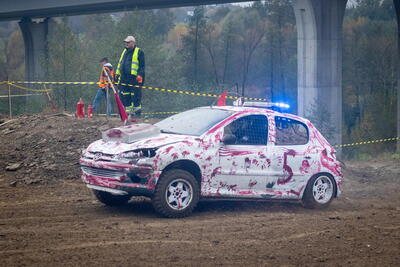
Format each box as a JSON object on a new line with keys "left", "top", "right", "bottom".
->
{"left": 76, "top": 98, "right": 85, "bottom": 118}
{"left": 87, "top": 104, "right": 93, "bottom": 118}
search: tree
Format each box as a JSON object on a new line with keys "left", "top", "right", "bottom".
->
{"left": 181, "top": 6, "right": 207, "bottom": 83}
{"left": 226, "top": 8, "right": 267, "bottom": 95}
{"left": 343, "top": 1, "right": 398, "bottom": 157}
{"left": 47, "top": 17, "right": 82, "bottom": 110}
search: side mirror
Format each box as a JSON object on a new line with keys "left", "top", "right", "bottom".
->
{"left": 222, "top": 134, "right": 236, "bottom": 145}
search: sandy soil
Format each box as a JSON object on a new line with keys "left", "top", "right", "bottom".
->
{"left": 0, "top": 114, "right": 399, "bottom": 266}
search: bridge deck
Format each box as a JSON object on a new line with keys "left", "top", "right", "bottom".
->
{"left": 0, "top": 0, "right": 250, "bottom": 21}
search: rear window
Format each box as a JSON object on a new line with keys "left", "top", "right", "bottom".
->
{"left": 275, "top": 116, "right": 309, "bottom": 145}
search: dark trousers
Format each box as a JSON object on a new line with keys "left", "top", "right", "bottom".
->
{"left": 92, "top": 88, "right": 113, "bottom": 116}
{"left": 118, "top": 76, "right": 142, "bottom": 113}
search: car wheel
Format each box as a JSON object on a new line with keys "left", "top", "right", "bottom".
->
{"left": 152, "top": 169, "right": 200, "bottom": 218}
{"left": 93, "top": 190, "right": 131, "bottom": 206}
{"left": 302, "top": 174, "right": 336, "bottom": 209}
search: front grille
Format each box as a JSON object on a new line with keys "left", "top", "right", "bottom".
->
{"left": 81, "top": 166, "right": 125, "bottom": 179}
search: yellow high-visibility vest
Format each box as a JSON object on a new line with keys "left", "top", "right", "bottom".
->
{"left": 116, "top": 47, "right": 140, "bottom": 76}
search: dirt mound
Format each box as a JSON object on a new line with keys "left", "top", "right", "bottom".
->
{"left": 0, "top": 113, "right": 157, "bottom": 185}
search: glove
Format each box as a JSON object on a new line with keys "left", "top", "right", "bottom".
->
{"left": 114, "top": 74, "right": 120, "bottom": 83}
{"left": 136, "top": 75, "right": 143, "bottom": 84}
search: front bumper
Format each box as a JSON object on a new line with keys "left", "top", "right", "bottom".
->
{"left": 80, "top": 157, "right": 161, "bottom": 196}
{"left": 87, "top": 184, "right": 129, "bottom": 195}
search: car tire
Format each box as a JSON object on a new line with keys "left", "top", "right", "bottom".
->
{"left": 302, "top": 174, "right": 336, "bottom": 209}
{"left": 93, "top": 190, "right": 131, "bottom": 206}
{"left": 152, "top": 169, "right": 200, "bottom": 218}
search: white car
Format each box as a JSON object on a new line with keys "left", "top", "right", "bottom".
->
{"left": 80, "top": 103, "right": 343, "bottom": 217}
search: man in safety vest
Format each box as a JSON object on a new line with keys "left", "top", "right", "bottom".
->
{"left": 92, "top": 57, "right": 114, "bottom": 117}
{"left": 115, "top": 35, "right": 145, "bottom": 117}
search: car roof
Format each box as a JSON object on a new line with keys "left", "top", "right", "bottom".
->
{"left": 198, "top": 106, "right": 311, "bottom": 125}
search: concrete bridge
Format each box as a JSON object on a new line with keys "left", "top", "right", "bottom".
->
{"left": 1, "top": 0, "right": 400, "bottom": 149}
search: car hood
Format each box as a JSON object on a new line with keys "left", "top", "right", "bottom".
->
{"left": 86, "top": 133, "right": 198, "bottom": 155}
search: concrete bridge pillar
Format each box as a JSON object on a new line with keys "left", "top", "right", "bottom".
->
{"left": 293, "top": 0, "right": 347, "bottom": 147}
{"left": 18, "top": 17, "right": 50, "bottom": 81}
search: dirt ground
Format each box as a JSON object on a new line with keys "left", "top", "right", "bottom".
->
{"left": 0, "top": 114, "right": 399, "bottom": 266}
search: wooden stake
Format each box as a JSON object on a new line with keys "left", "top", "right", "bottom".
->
{"left": 7, "top": 81, "right": 12, "bottom": 119}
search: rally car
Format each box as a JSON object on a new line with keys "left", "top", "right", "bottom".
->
{"left": 80, "top": 102, "right": 343, "bottom": 218}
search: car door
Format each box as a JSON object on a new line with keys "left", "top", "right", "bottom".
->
{"left": 268, "top": 115, "right": 319, "bottom": 199}
{"left": 212, "top": 114, "right": 271, "bottom": 197}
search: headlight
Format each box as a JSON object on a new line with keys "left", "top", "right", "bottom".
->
{"left": 114, "top": 148, "right": 158, "bottom": 162}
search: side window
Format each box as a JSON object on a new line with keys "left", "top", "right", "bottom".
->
{"left": 224, "top": 115, "right": 268, "bottom": 145}
{"left": 275, "top": 116, "right": 309, "bottom": 145}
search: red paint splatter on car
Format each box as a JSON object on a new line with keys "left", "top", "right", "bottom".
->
{"left": 182, "top": 140, "right": 194, "bottom": 146}
{"left": 320, "top": 149, "right": 342, "bottom": 177}
{"left": 144, "top": 136, "right": 166, "bottom": 144}
{"left": 277, "top": 149, "right": 296, "bottom": 185}
{"left": 238, "top": 190, "right": 253, "bottom": 195}
{"left": 228, "top": 184, "right": 237, "bottom": 191}
{"left": 248, "top": 180, "right": 257, "bottom": 188}
{"left": 211, "top": 167, "right": 222, "bottom": 178}
{"left": 266, "top": 158, "right": 271, "bottom": 167}
{"left": 287, "top": 186, "right": 305, "bottom": 196}
{"left": 220, "top": 148, "right": 253, "bottom": 157}
{"left": 300, "top": 160, "right": 310, "bottom": 174}
{"left": 107, "top": 129, "right": 122, "bottom": 138}
{"left": 245, "top": 157, "right": 251, "bottom": 170}
{"left": 163, "top": 146, "right": 174, "bottom": 154}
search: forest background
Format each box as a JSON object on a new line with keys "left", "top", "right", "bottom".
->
{"left": 0, "top": 0, "right": 398, "bottom": 158}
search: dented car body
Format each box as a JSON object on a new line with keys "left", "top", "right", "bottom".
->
{"left": 80, "top": 106, "right": 343, "bottom": 217}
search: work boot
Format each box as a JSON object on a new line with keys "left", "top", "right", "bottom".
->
{"left": 131, "top": 106, "right": 142, "bottom": 118}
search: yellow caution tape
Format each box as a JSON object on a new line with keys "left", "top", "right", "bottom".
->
{"left": 335, "top": 137, "right": 400, "bottom": 148}
{"left": 117, "top": 82, "right": 266, "bottom": 101}
{"left": 6, "top": 80, "right": 267, "bottom": 101}
{"left": 3, "top": 80, "right": 399, "bottom": 148}
{"left": 97, "top": 111, "right": 179, "bottom": 117}
{"left": 10, "top": 81, "right": 98, "bottom": 86}
{"left": 142, "top": 111, "right": 180, "bottom": 115}
{"left": 0, "top": 93, "right": 45, "bottom": 98}
{"left": 7, "top": 82, "right": 52, "bottom": 92}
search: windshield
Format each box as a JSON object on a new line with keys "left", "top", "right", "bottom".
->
{"left": 155, "top": 108, "right": 233, "bottom": 136}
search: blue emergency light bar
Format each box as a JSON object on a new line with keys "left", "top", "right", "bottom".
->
{"left": 242, "top": 101, "right": 290, "bottom": 110}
